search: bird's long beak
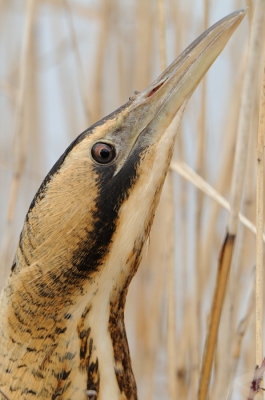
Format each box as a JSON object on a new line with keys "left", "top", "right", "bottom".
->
{"left": 108, "top": 9, "right": 245, "bottom": 152}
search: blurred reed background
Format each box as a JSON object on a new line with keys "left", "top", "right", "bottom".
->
{"left": 1, "top": 0, "right": 265, "bottom": 399}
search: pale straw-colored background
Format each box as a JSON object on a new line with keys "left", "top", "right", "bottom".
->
{"left": 1, "top": 1, "right": 263, "bottom": 399}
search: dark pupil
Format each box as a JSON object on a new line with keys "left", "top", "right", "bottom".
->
{"left": 100, "top": 148, "right": 110, "bottom": 158}
{"left": 91, "top": 142, "right": 115, "bottom": 164}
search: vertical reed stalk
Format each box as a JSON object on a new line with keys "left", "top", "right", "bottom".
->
{"left": 157, "top": 0, "right": 166, "bottom": 71}
{"left": 199, "top": 2, "right": 265, "bottom": 399}
{"left": 228, "top": 0, "right": 265, "bottom": 236}
{"left": 256, "top": 50, "right": 265, "bottom": 395}
{"left": 157, "top": 1, "right": 177, "bottom": 398}
{"left": 195, "top": 0, "right": 209, "bottom": 388}
{"left": 63, "top": 0, "right": 92, "bottom": 123}
{"left": 1, "top": 0, "right": 35, "bottom": 266}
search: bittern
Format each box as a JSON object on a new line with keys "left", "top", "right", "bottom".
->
{"left": 0, "top": 10, "right": 245, "bottom": 400}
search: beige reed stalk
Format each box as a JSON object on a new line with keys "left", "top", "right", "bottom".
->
{"left": 228, "top": 2, "right": 265, "bottom": 236}
{"left": 195, "top": 0, "right": 209, "bottom": 357}
{"left": 93, "top": 0, "right": 110, "bottom": 121}
{"left": 131, "top": 3, "right": 158, "bottom": 395}
{"left": 192, "top": 1, "right": 210, "bottom": 395}
{"left": 167, "top": 4, "right": 189, "bottom": 397}
{"left": 63, "top": 0, "right": 92, "bottom": 124}
{"left": 157, "top": 1, "right": 178, "bottom": 398}
{"left": 157, "top": 0, "right": 166, "bottom": 72}
{"left": 198, "top": 3, "right": 265, "bottom": 400}
{"left": 1, "top": 0, "right": 35, "bottom": 267}
{"left": 226, "top": 273, "right": 255, "bottom": 399}
{"left": 170, "top": 161, "right": 265, "bottom": 241}
{"left": 256, "top": 49, "right": 265, "bottom": 388}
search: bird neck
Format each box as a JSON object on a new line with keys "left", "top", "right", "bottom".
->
{"left": 1, "top": 256, "right": 138, "bottom": 400}
{"left": 4, "top": 137, "right": 161, "bottom": 399}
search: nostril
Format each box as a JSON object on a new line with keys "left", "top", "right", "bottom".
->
{"left": 147, "top": 80, "right": 166, "bottom": 97}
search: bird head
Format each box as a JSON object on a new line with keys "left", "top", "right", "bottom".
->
{"left": 16, "top": 10, "right": 245, "bottom": 299}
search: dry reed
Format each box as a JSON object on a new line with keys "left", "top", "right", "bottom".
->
{"left": 0, "top": 1, "right": 264, "bottom": 400}
{"left": 255, "top": 45, "right": 265, "bottom": 400}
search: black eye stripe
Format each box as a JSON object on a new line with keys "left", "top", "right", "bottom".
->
{"left": 91, "top": 143, "right": 116, "bottom": 164}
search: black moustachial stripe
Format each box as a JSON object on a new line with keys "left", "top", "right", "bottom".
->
{"left": 71, "top": 145, "right": 144, "bottom": 273}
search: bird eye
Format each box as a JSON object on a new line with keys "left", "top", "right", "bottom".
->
{"left": 91, "top": 142, "right": 116, "bottom": 164}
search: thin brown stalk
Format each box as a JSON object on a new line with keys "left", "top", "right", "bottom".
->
{"left": 198, "top": 233, "right": 236, "bottom": 400}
